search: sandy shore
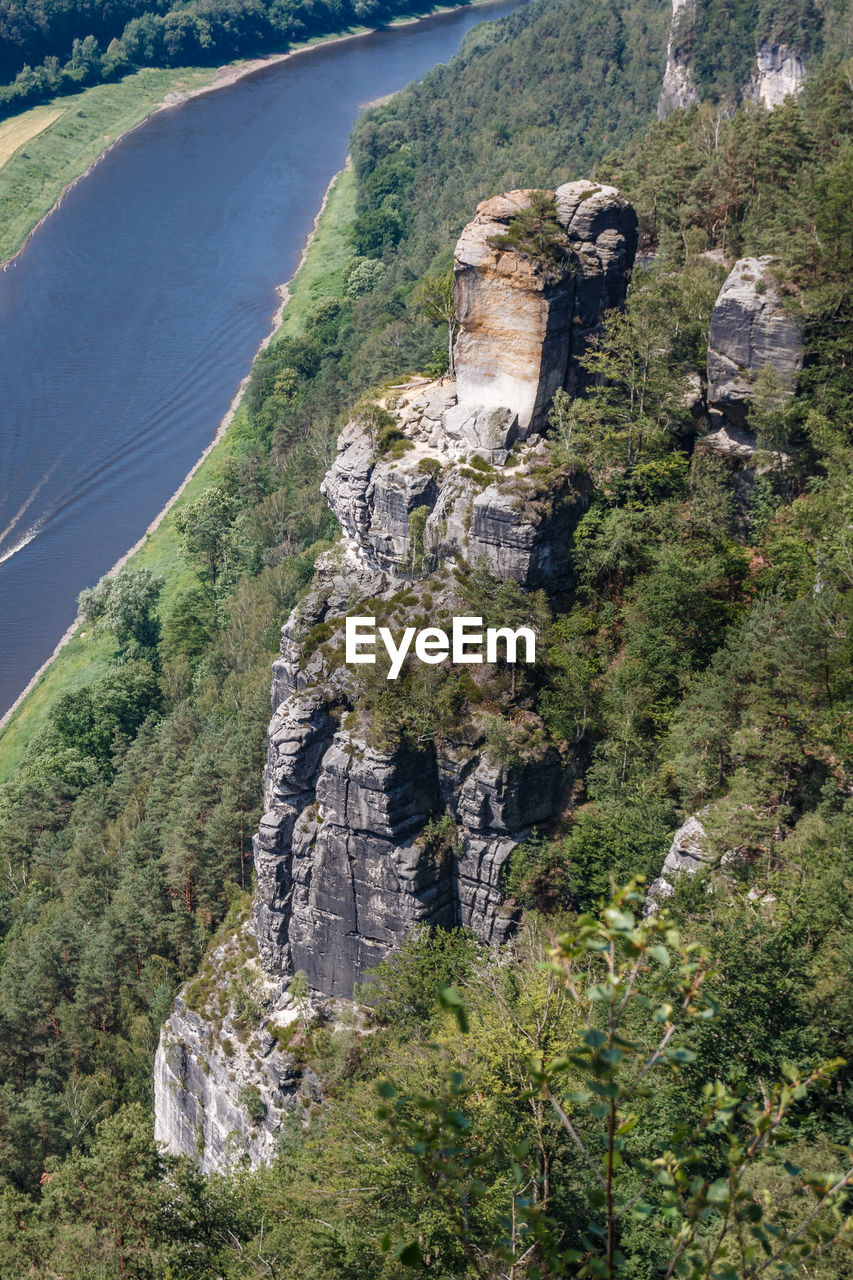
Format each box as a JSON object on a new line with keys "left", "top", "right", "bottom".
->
{"left": 0, "top": 160, "right": 347, "bottom": 735}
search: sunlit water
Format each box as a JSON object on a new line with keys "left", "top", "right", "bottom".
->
{"left": 0, "top": 0, "right": 525, "bottom": 718}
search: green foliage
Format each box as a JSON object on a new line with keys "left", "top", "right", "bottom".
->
{"left": 377, "top": 887, "right": 853, "bottom": 1279}
{"left": 406, "top": 503, "right": 430, "bottom": 573}
{"left": 0, "top": 1, "right": 852, "bottom": 1269}
{"left": 78, "top": 567, "right": 164, "bottom": 651}
{"left": 357, "top": 925, "right": 479, "bottom": 1031}
{"left": 0, "top": 0, "right": 454, "bottom": 120}
{"left": 488, "top": 189, "right": 572, "bottom": 281}
{"left": 238, "top": 1084, "right": 266, "bottom": 1124}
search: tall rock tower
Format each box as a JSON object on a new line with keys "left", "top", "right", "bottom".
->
{"left": 453, "top": 181, "right": 637, "bottom": 434}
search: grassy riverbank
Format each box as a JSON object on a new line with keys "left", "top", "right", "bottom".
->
{"left": 0, "top": 163, "right": 356, "bottom": 781}
{"left": 0, "top": 67, "right": 212, "bottom": 263}
{"left": 0, "top": 0, "right": 499, "bottom": 267}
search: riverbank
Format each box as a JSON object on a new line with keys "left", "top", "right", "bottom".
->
{"left": 0, "top": 0, "right": 501, "bottom": 268}
{"left": 0, "top": 162, "right": 358, "bottom": 779}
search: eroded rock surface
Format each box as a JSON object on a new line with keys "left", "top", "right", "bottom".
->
{"left": 707, "top": 256, "right": 804, "bottom": 426}
{"left": 645, "top": 813, "right": 709, "bottom": 913}
{"left": 453, "top": 182, "right": 637, "bottom": 431}
{"left": 154, "top": 923, "right": 320, "bottom": 1173}
{"left": 749, "top": 42, "right": 805, "bottom": 108}
{"left": 322, "top": 379, "right": 589, "bottom": 591}
{"left": 659, "top": 0, "right": 806, "bottom": 116}
{"left": 257, "top": 362, "right": 586, "bottom": 997}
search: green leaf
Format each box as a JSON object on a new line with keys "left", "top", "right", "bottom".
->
{"left": 664, "top": 1047, "right": 697, "bottom": 1063}
{"left": 706, "top": 1179, "right": 730, "bottom": 1205}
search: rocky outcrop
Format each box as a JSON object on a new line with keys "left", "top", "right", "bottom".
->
{"left": 707, "top": 256, "right": 804, "bottom": 426}
{"left": 254, "top": 184, "right": 622, "bottom": 1000}
{"left": 156, "top": 180, "right": 627, "bottom": 1167}
{"left": 153, "top": 922, "right": 321, "bottom": 1173}
{"left": 645, "top": 813, "right": 709, "bottom": 913}
{"left": 659, "top": 0, "right": 806, "bottom": 116}
{"left": 453, "top": 182, "right": 637, "bottom": 431}
{"left": 260, "top": 667, "right": 565, "bottom": 997}
{"left": 748, "top": 42, "right": 805, "bottom": 108}
{"left": 658, "top": 0, "right": 698, "bottom": 117}
{"left": 322, "top": 379, "right": 589, "bottom": 591}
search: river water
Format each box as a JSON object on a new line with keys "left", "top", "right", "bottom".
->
{"left": 0, "top": 0, "right": 524, "bottom": 720}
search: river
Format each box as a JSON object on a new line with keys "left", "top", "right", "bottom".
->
{"left": 0, "top": 0, "right": 525, "bottom": 720}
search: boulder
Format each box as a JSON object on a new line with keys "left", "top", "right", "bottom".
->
{"left": 645, "top": 813, "right": 708, "bottom": 912}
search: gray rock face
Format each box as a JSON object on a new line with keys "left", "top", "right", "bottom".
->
{"left": 259, "top": 700, "right": 564, "bottom": 996}
{"left": 321, "top": 380, "right": 588, "bottom": 590}
{"left": 748, "top": 42, "right": 805, "bottom": 108}
{"left": 707, "top": 257, "right": 804, "bottom": 426}
{"left": 645, "top": 813, "right": 709, "bottom": 913}
{"left": 453, "top": 183, "right": 637, "bottom": 432}
{"left": 153, "top": 925, "right": 318, "bottom": 1173}
{"left": 658, "top": 0, "right": 698, "bottom": 117}
{"left": 659, "top": 0, "right": 806, "bottom": 117}
{"left": 468, "top": 475, "right": 587, "bottom": 591}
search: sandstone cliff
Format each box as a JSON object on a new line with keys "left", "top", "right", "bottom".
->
{"left": 658, "top": 0, "right": 807, "bottom": 116}
{"left": 453, "top": 182, "right": 637, "bottom": 430}
{"left": 706, "top": 255, "right": 804, "bottom": 426}
{"left": 153, "top": 182, "right": 636, "bottom": 1170}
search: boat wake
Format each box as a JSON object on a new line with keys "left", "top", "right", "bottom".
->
{"left": 0, "top": 519, "right": 43, "bottom": 566}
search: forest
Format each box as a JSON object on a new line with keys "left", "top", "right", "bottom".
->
{"left": 0, "top": 0, "right": 851, "bottom": 1269}
{"left": 0, "top": 0, "right": 459, "bottom": 117}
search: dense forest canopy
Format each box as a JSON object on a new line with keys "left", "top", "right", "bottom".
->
{"left": 670, "top": 0, "right": 843, "bottom": 101}
{"left": 0, "top": 0, "right": 851, "bottom": 1269}
{"left": 0, "top": 0, "right": 463, "bottom": 116}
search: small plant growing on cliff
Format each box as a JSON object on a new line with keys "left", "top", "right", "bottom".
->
{"left": 487, "top": 190, "right": 572, "bottom": 283}
{"left": 419, "top": 812, "right": 460, "bottom": 866}
{"left": 238, "top": 1084, "right": 266, "bottom": 1125}
{"left": 407, "top": 504, "right": 431, "bottom": 574}
{"left": 412, "top": 267, "right": 459, "bottom": 377}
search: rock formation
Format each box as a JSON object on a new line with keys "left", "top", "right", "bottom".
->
{"left": 154, "top": 180, "right": 636, "bottom": 1169}
{"left": 253, "top": 183, "right": 636, "bottom": 1000}
{"left": 658, "top": 0, "right": 698, "bottom": 117}
{"left": 453, "top": 183, "right": 637, "bottom": 432}
{"left": 706, "top": 256, "right": 804, "bottom": 427}
{"left": 748, "top": 42, "right": 806, "bottom": 108}
{"left": 645, "top": 813, "right": 709, "bottom": 912}
{"left": 153, "top": 920, "right": 321, "bottom": 1172}
{"left": 658, "top": 0, "right": 806, "bottom": 116}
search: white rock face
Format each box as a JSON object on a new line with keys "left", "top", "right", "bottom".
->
{"left": 658, "top": 0, "right": 805, "bottom": 116}
{"left": 645, "top": 814, "right": 709, "bottom": 912}
{"left": 658, "top": 0, "right": 698, "bottom": 117}
{"left": 153, "top": 925, "right": 318, "bottom": 1173}
{"left": 750, "top": 42, "right": 805, "bottom": 108}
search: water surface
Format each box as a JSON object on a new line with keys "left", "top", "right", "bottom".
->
{"left": 0, "top": 0, "right": 525, "bottom": 718}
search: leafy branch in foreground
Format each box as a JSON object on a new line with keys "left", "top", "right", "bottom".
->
{"left": 378, "top": 882, "right": 853, "bottom": 1278}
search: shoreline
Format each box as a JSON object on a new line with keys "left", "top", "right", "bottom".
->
{"left": 0, "top": 162, "right": 347, "bottom": 736}
{"left": 0, "top": 0, "right": 502, "bottom": 273}
{"left": 0, "top": 0, "right": 511, "bottom": 741}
